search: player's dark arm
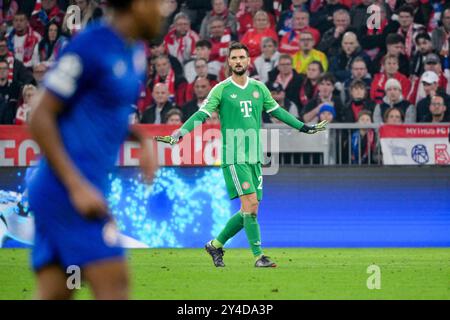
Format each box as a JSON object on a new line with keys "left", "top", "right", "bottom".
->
{"left": 29, "top": 90, "right": 108, "bottom": 217}
{"left": 270, "top": 107, "right": 327, "bottom": 134}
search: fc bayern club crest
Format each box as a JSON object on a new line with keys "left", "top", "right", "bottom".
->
{"left": 253, "top": 91, "right": 259, "bottom": 99}
{"left": 242, "top": 182, "right": 250, "bottom": 190}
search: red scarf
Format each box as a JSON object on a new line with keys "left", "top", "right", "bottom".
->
{"left": 23, "top": 27, "right": 40, "bottom": 65}
{"left": 6, "top": 51, "right": 14, "bottom": 84}
{"left": 351, "top": 102, "right": 364, "bottom": 121}
{"left": 399, "top": 25, "right": 413, "bottom": 58}
{"left": 154, "top": 68, "right": 175, "bottom": 99}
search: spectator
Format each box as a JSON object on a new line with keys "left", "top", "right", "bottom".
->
{"left": 62, "top": 0, "right": 103, "bottom": 35}
{"left": 7, "top": 12, "right": 41, "bottom": 68}
{"left": 298, "top": 60, "right": 322, "bottom": 108}
{"left": 14, "top": 83, "right": 36, "bottom": 124}
{"left": 416, "top": 71, "right": 450, "bottom": 122}
{"left": 423, "top": 94, "right": 450, "bottom": 123}
{"left": 318, "top": 104, "right": 336, "bottom": 123}
{"left": 32, "top": 62, "right": 48, "bottom": 86}
{"left": 240, "top": 10, "right": 278, "bottom": 59}
{"left": 182, "top": 77, "right": 212, "bottom": 122}
{"left": 205, "top": 110, "right": 220, "bottom": 125}
{"left": 267, "top": 53, "right": 303, "bottom": 107}
{"left": 350, "top": 0, "right": 375, "bottom": 31}
{"left": 410, "top": 65, "right": 443, "bottom": 105}
{"left": 165, "top": 108, "right": 183, "bottom": 125}
{"left": 179, "top": 0, "right": 212, "bottom": 34}
{"left": 252, "top": 37, "right": 280, "bottom": 83}
{"left": 370, "top": 54, "right": 411, "bottom": 105}
{"left": 310, "top": 0, "right": 347, "bottom": 35}
{"left": 373, "top": 78, "right": 415, "bottom": 123}
{"left": 384, "top": 107, "right": 404, "bottom": 124}
{"left": 338, "top": 57, "right": 372, "bottom": 105}
{"left": 184, "top": 58, "right": 218, "bottom": 102}
{"left": 141, "top": 83, "right": 177, "bottom": 124}
{"left": 292, "top": 30, "right": 328, "bottom": 75}
{"left": 317, "top": 9, "right": 355, "bottom": 58}
{"left": 163, "top": 12, "right": 200, "bottom": 65}
{"left": 302, "top": 73, "right": 344, "bottom": 123}
{"left": 351, "top": 110, "right": 377, "bottom": 164}
{"left": 409, "top": 54, "right": 450, "bottom": 104}
{"left": 0, "top": 35, "right": 33, "bottom": 85}
{"left": 38, "top": 21, "right": 67, "bottom": 64}
{"left": 372, "top": 33, "right": 409, "bottom": 76}
{"left": 397, "top": 0, "right": 433, "bottom": 27}
{"left": 184, "top": 40, "right": 222, "bottom": 83}
{"left": 0, "top": 1, "right": 19, "bottom": 32}
{"left": 159, "top": 0, "right": 180, "bottom": 37}
{"left": 148, "top": 38, "right": 183, "bottom": 77}
{"left": 279, "top": 9, "right": 321, "bottom": 55}
{"left": 343, "top": 79, "right": 375, "bottom": 123}
{"left": 277, "top": 1, "right": 316, "bottom": 37}
{"left": 150, "top": 55, "right": 188, "bottom": 107}
{"left": 359, "top": 2, "right": 393, "bottom": 61}
{"left": 199, "top": 0, "right": 237, "bottom": 39}
{"left": 237, "top": 0, "right": 276, "bottom": 39}
{"left": 207, "top": 16, "right": 233, "bottom": 64}
{"left": 329, "top": 31, "right": 371, "bottom": 83}
{"left": 410, "top": 32, "right": 434, "bottom": 78}
{"left": 431, "top": 8, "right": 450, "bottom": 61}
{"left": 0, "top": 59, "right": 20, "bottom": 123}
{"left": 394, "top": 5, "right": 426, "bottom": 59}
{"left": 30, "top": 0, "right": 65, "bottom": 37}
{"left": 263, "top": 81, "right": 300, "bottom": 123}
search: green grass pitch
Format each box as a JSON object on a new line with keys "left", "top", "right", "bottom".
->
{"left": 0, "top": 248, "right": 449, "bottom": 299}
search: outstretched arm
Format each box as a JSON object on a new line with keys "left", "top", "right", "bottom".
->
{"left": 156, "top": 84, "right": 222, "bottom": 144}
{"left": 269, "top": 107, "right": 328, "bottom": 134}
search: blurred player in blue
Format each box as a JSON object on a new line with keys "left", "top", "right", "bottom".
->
{"left": 27, "top": 0, "right": 161, "bottom": 299}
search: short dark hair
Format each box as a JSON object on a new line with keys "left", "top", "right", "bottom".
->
{"left": 278, "top": 53, "right": 293, "bottom": 63}
{"left": 107, "top": 0, "right": 133, "bottom": 9}
{"left": 196, "top": 40, "right": 212, "bottom": 49}
{"left": 350, "top": 79, "right": 367, "bottom": 90}
{"left": 397, "top": 4, "right": 415, "bottom": 17}
{"left": 309, "top": 60, "right": 324, "bottom": 72}
{"left": 415, "top": 32, "right": 431, "bottom": 44}
{"left": 228, "top": 42, "right": 249, "bottom": 57}
{"left": 386, "top": 33, "right": 404, "bottom": 46}
{"left": 318, "top": 72, "right": 336, "bottom": 85}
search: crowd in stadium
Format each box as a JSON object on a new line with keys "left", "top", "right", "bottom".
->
{"left": 0, "top": 0, "right": 450, "bottom": 130}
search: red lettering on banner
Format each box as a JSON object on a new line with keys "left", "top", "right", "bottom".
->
{"left": 0, "top": 124, "right": 222, "bottom": 167}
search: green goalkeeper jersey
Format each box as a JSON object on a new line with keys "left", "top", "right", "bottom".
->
{"left": 180, "top": 76, "right": 305, "bottom": 166}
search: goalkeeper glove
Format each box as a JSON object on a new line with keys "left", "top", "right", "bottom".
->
{"left": 299, "top": 120, "right": 328, "bottom": 134}
{"left": 155, "top": 130, "right": 182, "bottom": 145}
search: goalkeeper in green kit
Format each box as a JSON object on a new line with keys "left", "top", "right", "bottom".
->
{"left": 157, "top": 42, "right": 327, "bottom": 268}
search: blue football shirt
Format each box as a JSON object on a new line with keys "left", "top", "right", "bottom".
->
{"left": 36, "top": 22, "right": 146, "bottom": 193}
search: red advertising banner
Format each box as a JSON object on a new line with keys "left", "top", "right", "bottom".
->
{"left": 0, "top": 124, "right": 222, "bottom": 167}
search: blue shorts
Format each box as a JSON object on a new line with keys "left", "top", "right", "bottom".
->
{"left": 28, "top": 168, "right": 125, "bottom": 272}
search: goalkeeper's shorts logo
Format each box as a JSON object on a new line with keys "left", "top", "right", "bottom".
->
{"left": 242, "top": 181, "right": 250, "bottom": 190}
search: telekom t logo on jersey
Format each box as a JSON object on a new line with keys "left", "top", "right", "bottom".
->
{"left": 240, "top": 101, "right": 253, "bottom": 118}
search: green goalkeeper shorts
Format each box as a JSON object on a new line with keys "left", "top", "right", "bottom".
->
{"left": 222, "top": 163, "right": 263, "bottom": 201}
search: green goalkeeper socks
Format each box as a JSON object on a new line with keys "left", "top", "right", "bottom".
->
{"left": 214, "top": 211, "right": 244, "bottom": 248}
{"left": 243, "top": 212, "right": 262, "bottom": 257}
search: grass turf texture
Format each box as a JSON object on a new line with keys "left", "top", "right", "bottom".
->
{"left": 0, "top": 248, "right": 449, "bottom": 300}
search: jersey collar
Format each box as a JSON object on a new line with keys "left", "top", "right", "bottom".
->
{"left": 230, "top": 76, "right": 249, "bottom": 90}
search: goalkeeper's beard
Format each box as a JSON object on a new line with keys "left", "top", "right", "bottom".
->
{"left": 230, "top": 65, "right": 248, "bottom": 76}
